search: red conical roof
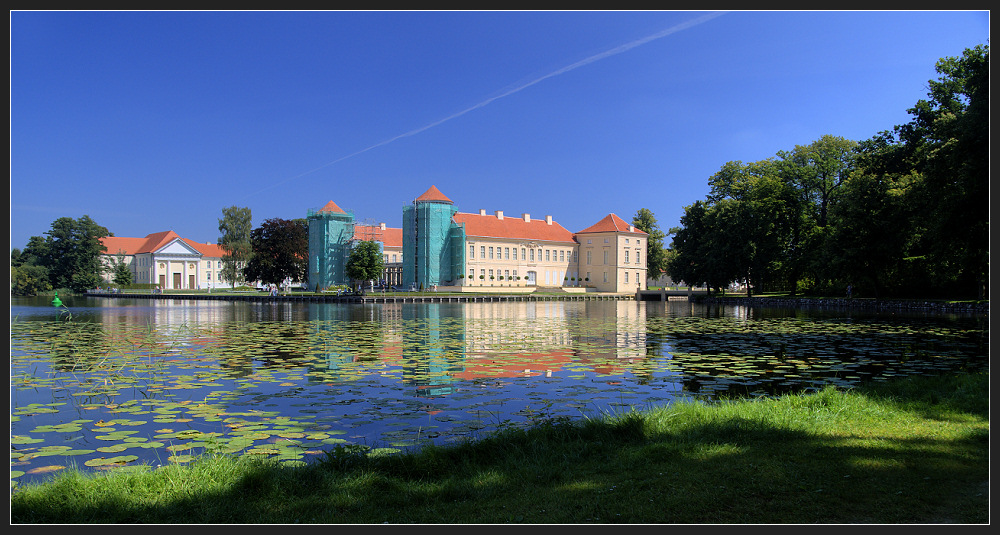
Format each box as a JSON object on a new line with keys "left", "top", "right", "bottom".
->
{"left": 414, "top": 185, "right": 453, "bottom": 204}
{"left": 318, "top": 200, "right": 346, "bottom": 213}
{"left": 576, "top": 214, "right": 647, "bottom": 234}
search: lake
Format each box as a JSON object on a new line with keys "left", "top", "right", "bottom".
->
{"left": 10, "top": 295, "right": 988, "bottom": 487}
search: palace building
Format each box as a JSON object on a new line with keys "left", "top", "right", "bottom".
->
{"left": 310, "top": 185, "right": 647, "bottom": 293}
{"left": 100, "top": 230, "right": 227, "bottom": 290}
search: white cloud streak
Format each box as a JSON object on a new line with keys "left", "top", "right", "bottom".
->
{"left": 246, "top": 11, "right": 727, "bottom": 199}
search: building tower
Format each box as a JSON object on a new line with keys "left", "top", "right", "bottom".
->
{"left": 307, "top": 200, "right": 355, "bottom": 290}
{"left": 402, "top": 185, "right": 465, "bottom": 289}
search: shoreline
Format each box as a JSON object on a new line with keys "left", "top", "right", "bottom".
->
{"left": 81, "top": 290, "right": 634, "bottom": 304}
{"left": 694, "top": 295, "right": 989, "bottom": 315}
{"left": 59, "top": 290, "right": 991, "bottom": 315}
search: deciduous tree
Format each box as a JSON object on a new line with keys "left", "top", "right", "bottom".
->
{"left": 21, "top": 215, "right": 109, "bottom": 292}
{"left": 632, "top": 208, "right": 669, "bottom": 283}
{"left": 345, "top": 240, "right": 385, "bottom": 293}
{"left": 243, "top": 218, "right": 308, "bottom": 286}
{"left": 218, "top": 206, "right": 253, "bottom": 287}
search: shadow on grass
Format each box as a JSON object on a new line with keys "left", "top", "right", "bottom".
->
{"left": 11, "top": 373, "right": 989, "bottom": 524}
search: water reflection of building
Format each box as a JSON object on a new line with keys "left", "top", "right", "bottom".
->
{"left": 299, "top": 300, "right": 655, "bottom": 395}
{"left": 572, "top": 300, "right": 648, "bottom": 374}
{"left": 457, "top": 300, "right": 648, "bottom": 378}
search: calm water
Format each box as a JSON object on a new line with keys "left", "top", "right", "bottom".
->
{"left": 10, "top": 295, "right": 988, "bottom": 487}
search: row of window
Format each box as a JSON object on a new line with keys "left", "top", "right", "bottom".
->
{"left": 467, "top": 245, "right": 645, "bottom": 267}
{"left": 583, "top": 249, "right": 643, "bottom": 266}
{"left": 469, "top": 245, "right": 576, "bottom": 263}
{"left": 585, "top": 237, "right": 642, "bottom": 245}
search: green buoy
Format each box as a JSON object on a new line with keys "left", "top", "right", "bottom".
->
{"left": 52, "top": 291, "right": 63, "bottom": 307}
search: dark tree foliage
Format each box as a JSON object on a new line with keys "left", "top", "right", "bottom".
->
{"left": 832, "top": 44, "right": 988, "bottom": 299}
{"left": 666, "top": 45, "right": 988, "bottom": 300}
{"left": 897, "top": 44, "right": 988, "bottom": 299}
{"left": 243, "top": 218, "right": 308, "bottom": 286}
{"left": 20, "top": 215, "right": 109, "bottom": 293}
{"left": 10, "top": 250, "right": 52, "bottom": 296}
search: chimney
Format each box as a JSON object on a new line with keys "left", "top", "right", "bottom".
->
{"left": 522, "top": 213, "right": 531, "bottom": 222}
{"left": 629, "top": 225, "right": 635, "bottom": 232}
{"left": 495, "top": 210, "right": 503, "bottom": 220}
{"left": 479, "top": 209, "right": 487, "bottom": 216}
{"left": 545, "top": 215, "right": 553, "bottom": 225}
{"left": 380, "top": 222, "right": 386, "bottom": 230}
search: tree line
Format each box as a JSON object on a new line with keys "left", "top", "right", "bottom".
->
{"left": 10, "top": 209, "right": 311, "bottom": 296}
{"left": 13, "top": 46, "right": 984, "bottom": 300}
{"left": 664, "top": 44, "right": 988, "bottom": 300}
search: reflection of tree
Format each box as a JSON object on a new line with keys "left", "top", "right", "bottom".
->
{"left": 23, "top": 322, "right": 113, "bottom": 373}
{"left": 304, "top": 304, "right": 406, "bottom": 385}
{"left": 337, "top": 321, "right": 384, "bottom": 362}
{"left": 213, "top": 323, "right": 258, "bottom": 379}
{"left": 254, "top": 322, "right": 311, "bottom": 367}
{"left": 647, "top": 310, "right": 989, "bottom": 400}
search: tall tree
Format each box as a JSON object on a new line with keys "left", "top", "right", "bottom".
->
{"left": 243, "top": 218, "right": 309, "bottom": 286}
{"left": 705, "top": 159, "right": 798, "bottom": 295}
{"left": 21, "top": 215, "right": 109, "bottom": 292}
{"left": 777, "top": 135, "right": 858, "bottom": 228}
{"left": 345, "top": 240, "right": 385, "bottom": 293}
{"left": 847, "top": 44, "right": 988, "bottom": 299}
{"left": 903, "top": 44, "right": 988, "bottom": 299}
{"left": 631, "top": 208, "right": 668, "bottom": 282}
{"left": 667, "top": 200, "right": 741, "bottom": 292}
{"left": 826, "top": 165, "right": 911, "bottom": 298}
{"left": 217, "top": 206, "right": 253, "bottom": 288}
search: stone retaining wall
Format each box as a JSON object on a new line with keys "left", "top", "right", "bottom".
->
{"left": 694, "top": 296, "right": 988, "bottom": 315}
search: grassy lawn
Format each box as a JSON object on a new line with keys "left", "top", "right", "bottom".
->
{"left": 10, "top": 372, "right": 988, "bottom": 524}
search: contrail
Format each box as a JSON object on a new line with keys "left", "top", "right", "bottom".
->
{"left": 246, "top": 11, "right": 726, "bottom": 199}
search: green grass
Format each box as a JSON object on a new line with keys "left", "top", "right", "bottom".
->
{"left": 11, "top": 372, "right": 988, "bottom": 524}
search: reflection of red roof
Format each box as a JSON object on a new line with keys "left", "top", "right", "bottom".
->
{"left": 454, "top": 212, "right": 576, "bottom": 243}
{"left": 414, "top": 185, "right": 453, "bottom": 204}
{"left": 451, "top": 350, "right": 575, "bottom": 380}
{"left": 576, "top": 214, "right": 647, "bottom": 235}
{"left": 101, "top": 231, "right": 226, "bottom": 258}
{"left": 318, "top": 200, "right": 346, "bottom": 213}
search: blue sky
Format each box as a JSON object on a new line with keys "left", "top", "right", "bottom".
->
{"left": 10, "top": 10, "right": 989, "bottom": 251}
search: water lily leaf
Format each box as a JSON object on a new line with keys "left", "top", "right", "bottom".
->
{"left": 84, "top": 455, "right": 138, "bottom": 467}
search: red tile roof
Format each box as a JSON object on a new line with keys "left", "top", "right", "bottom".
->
{"left": 382, "top": 227, "right": 403, "bottom": 248}
{"left": 100, "top": 231, "right": 226, "bottom": 258}
{"left": 453, "top": 212, "right": 576, "bottom": 243}
{"left": 318, "top": 200, "right": 346, "bottom": 213}
{"left": 353, "top": 225, "right": 403, "bottom": 248}
{"left": 576, "top": 214, "right": 647, "bottom": 235}
{"left": 414, "top": 185, "right": 453, "bottom": 204}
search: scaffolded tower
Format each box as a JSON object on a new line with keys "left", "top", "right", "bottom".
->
{"left": 402, "top": 185, "right": 465, "bottom": 289}
{"left": 307, "top": 200, "right": 355, "bottom": 290}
